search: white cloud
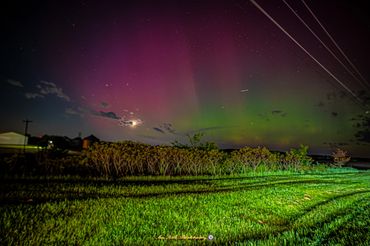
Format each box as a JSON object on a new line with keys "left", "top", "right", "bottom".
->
{"left": 64, "top": 106, "right": 87, "bottom": 117}
{"left": 36, "top": 80, "right": 70, "bottom": 101}
{"left": 65, "top": 107, "right": 80, "bottom": 115}
{"left": 119, "top": 118, "right": 143, "bottom": 127}
{"left": 6, "top": 79, "right": 24, "bottom": 87}
{"left": 25, "top": 92, "right": 44, "bottom": 99}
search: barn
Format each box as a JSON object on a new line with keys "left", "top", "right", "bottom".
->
{"left": 0, "top": 132, "right": 28, "bottom": 145}
{"left": 82, "top": 134, "right": 100, "bottom": 149}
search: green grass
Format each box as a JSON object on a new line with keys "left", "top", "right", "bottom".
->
{"left": 0, "top": 144, "right": 41, "bottom": 154}
{"left": 1, "top": 169, "right": 369, "bottom": 245}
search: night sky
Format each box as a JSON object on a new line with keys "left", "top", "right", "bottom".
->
{"left": 1, "top": 0, "right": 370, "bottom": 157}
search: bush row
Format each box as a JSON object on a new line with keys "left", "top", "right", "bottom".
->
{"left": 82, "top": 142, "right": 227, "bottom": 177}
{"left": 1, "top": 142, "right": 321, "bottom": 177}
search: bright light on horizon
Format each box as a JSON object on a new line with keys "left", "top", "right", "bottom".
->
{"left": 131, "top": 120, "right": 137, "bottom": 127}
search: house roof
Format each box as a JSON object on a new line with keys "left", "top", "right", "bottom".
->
{"left": 83, "top": 134, "right": 100, "bottom": 141}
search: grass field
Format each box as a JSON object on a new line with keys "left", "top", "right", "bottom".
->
{"left": 1, "top": 169, "right": 369, "bottom": 245}
{"left": 0, "top": 144, "right": 41, "bottom": 154}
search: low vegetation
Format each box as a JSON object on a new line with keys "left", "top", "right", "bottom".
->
{"left": 1, "top": 136, "right": 368, "bottom": 244}
{"left": 1, "top": 170, "right": 369, "bottom": 245}
{"left": 332, "top": 148, "right": 351, "bottom": 167}
{"left": 1, "top": 138, "right": 327, "bottom": 177}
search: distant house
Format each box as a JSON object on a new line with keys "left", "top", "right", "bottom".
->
{"left": 82, "top": 135, "right": 100, "bottom": 149}
{"left": 71, "top": 137, "right": 83, "bottom": 150}
{"left": 0, "top": 132, "right": 28, "bottom": 145}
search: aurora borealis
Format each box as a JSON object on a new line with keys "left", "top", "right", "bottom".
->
{"left": 1, "top": 0, "right": 370, "bottom": 156}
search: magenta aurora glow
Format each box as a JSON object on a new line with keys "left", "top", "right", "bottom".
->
{"left": 1, "top": 0, "right": 370, "bottom": 157}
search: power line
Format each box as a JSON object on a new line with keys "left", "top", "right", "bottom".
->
{"left": 301, "top": 0, "right": 370, "bottom": 89}
{"left": 282, "top": 0, "right": 370, "bottom": 91}
{"left": 249, "top": 0, "right": 365, "bottom": 107}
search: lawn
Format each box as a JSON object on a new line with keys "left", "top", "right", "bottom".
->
{"left": 1, "top": 169, "right": 369, "bottom": 245}
{"left": 0, "top": 145, "right": 41, "bottom": 154}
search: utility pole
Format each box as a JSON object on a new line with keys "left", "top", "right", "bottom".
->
{"left": 23, "top": 119, "right": 32, "bottom": 153}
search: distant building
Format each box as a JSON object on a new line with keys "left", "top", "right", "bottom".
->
{"left": 0, "top": 132, "right": 28, "bottom": 145}
{"left": 40, "top": 135, "right": 72, "bottom": 150}
{"left": 82, "top": 135, "right": 100, "bottom": 149}
{"left": 71, "top": 137, "right": 83, "bottom": 150}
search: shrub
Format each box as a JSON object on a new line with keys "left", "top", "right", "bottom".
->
{"left": 36, "top": 148, "right": 70, "bottom": 175}
{"left": 1, "top": 140, "right": 325, "bottom": 177}
{"left": 81, "top": 141, "right": 226, "bottom": 177}
{"left": 172, "top": 132, "right": 218, "bottom": 151}
{"left": 230, "top": 146, "right": 278, "bottom": 172}
{"left": 283, "top": 145, "right": 313, "bottom": 171}
{"left": 331, "top": 148, "right": 351, "bottom": 167}
{"left": 1, "top": 153, "right": 31, "bottom": 175}
{"left": 84, "top": 142, "right": 170, "bottom": 176}
{"left": 202, "top": 149, "right": 226, "bottom": 175}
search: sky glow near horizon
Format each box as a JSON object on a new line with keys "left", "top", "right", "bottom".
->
{"left": 1, "top": 0, "right": 370, "bottom": 156}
